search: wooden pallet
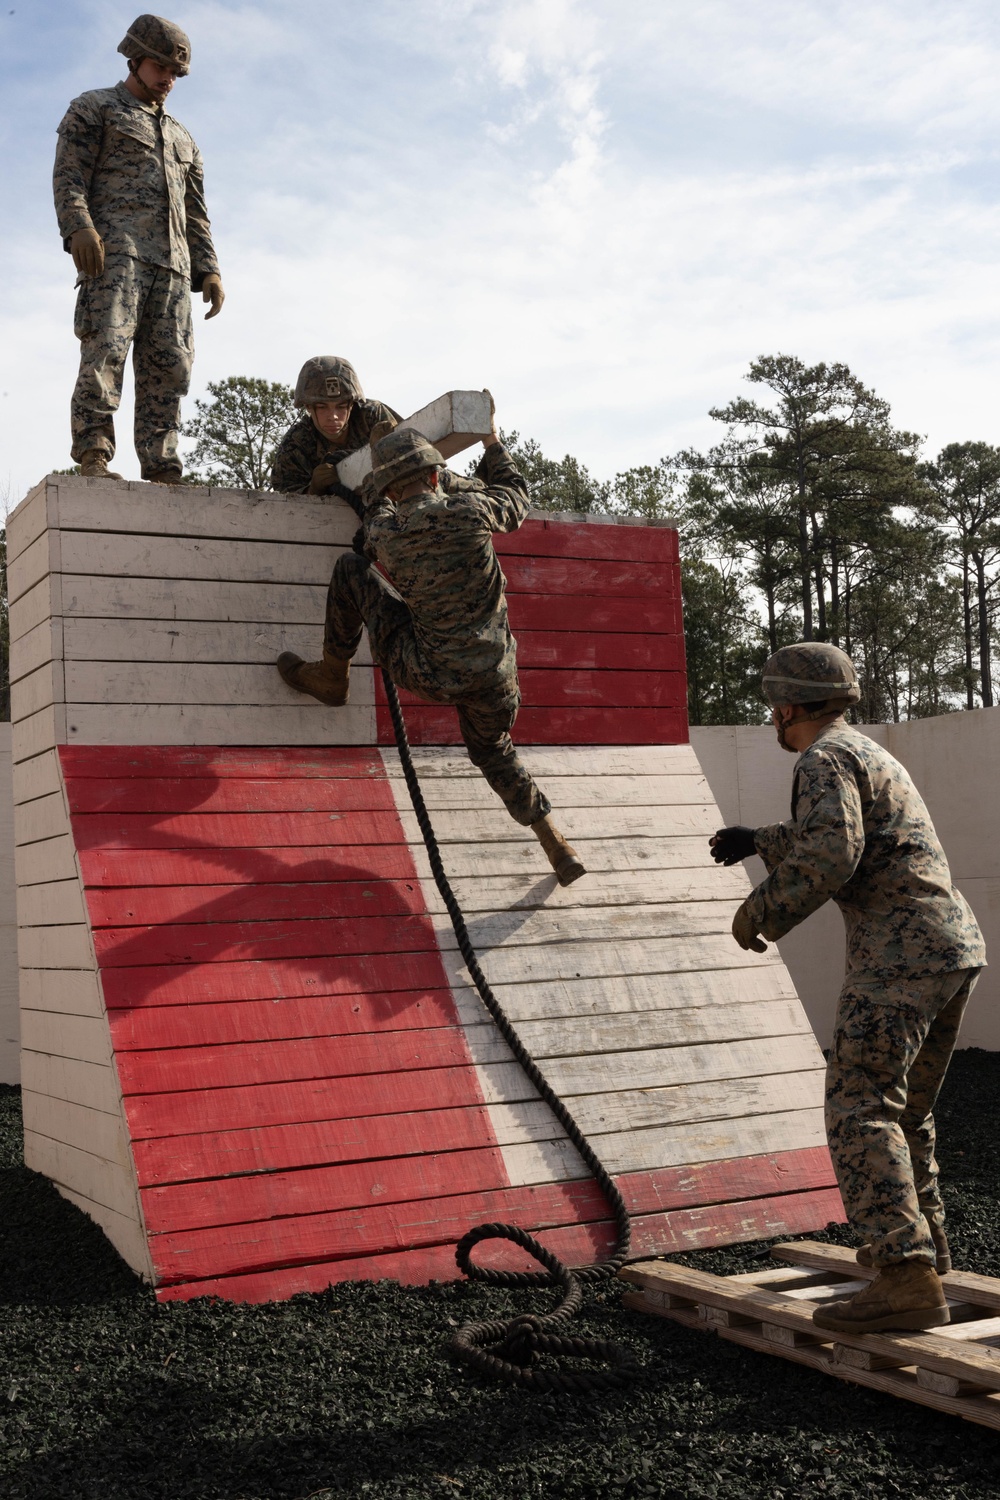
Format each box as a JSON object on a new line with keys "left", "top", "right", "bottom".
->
{"left": 621, "top": 1240, "right": 1000, "bottom": 1430}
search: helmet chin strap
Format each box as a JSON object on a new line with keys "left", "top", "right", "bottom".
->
{"left": 774, "top": 705, "right": 846, "bottom": 752}
{"left": 127, "top": 58, "right": 164, "bottom": 106}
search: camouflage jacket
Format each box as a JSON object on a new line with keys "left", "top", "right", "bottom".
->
{"left": 54, "top": 82, "right": 218, "bottom": 286}
{"left": 270, "top": 402, "right": 401, "bottom": 496}
{"left": 361, "top": 442, "right": 529, "bottom": 699}
{"left": 749, "top": 722, "right": 986, "bottom": 979}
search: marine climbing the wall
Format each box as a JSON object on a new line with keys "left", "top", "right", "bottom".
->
{"left": 269, "top": 355, "right": 401, "bottom": 513}
{"left": 709, "top": 642, "right": 986, "bottom": 1336}
{"left": 276, "top": 401, "right": 586, "bottom": 886}
{"left": 53, "top": 13, "right": 224, "bottom": 483}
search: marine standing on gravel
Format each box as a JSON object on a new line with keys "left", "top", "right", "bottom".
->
{"left": 53, "top": 14, "right": 224, "bottom": 482}
{"left": 269, "top": 357, "right": 400, "bottom": 515}
{"left": 276, "top": 413, "right": 586, "bottom": 887}
{"left": 709, "top": 643, "right": 985, "bottom": 1335}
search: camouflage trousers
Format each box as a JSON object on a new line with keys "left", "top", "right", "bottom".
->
{"left": 826, "top": 966, "right": 980, "bottom": 1266}
{"left": 71, "top": 254, "right": 193, "bottom": 477}
{"left": 326, "top": 552, "right": 550, "bottom": 827}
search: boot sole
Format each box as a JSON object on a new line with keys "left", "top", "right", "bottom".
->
{"left": 555, "top": 856, "right": 587, "bottom": 887}
{"left": 813, "top": 1305, "right": 950, "bottom": 1335}
{"left": 276, "top": 655, "right": 350, "bottom": 707}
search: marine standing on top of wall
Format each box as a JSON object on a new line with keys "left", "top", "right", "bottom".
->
{"left": 53, "top": 14, "right": 224, "bottom": 483}
{"left": 709, "top": 642, "right": 985, "bottom": 1336}
{"left": 269, "top": 357, "right": 401, "bottom": 515}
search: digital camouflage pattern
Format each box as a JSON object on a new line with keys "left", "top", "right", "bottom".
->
{"left": 324, "top": 442, "right": 550, "bottom": 827}
{"left": 293, "top": 356, "right": 365, "bottom": 408}
{"left": 370, "top": 426, "right": 446, "bottom": 495}
{"left": 54, "top": 82, "right": 218, "bottom": 283}
{"left": 748, "top": 721, "right": 985, "bottom": 977}
{"left": 71, "top": 253, "right": 191, "bottom": 473}
{"left": 270, "top": 403, "right": 402, "bottom": 496}
{"left": 826, "top": 967, "right": 980, "bottom": 1265}
{"left": 761, "top": 641, "right": 861, "bottom": 707}
{"left": 118, "top": 15, "right": 192, "bottom": 74}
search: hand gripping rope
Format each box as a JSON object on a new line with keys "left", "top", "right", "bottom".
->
{"left": 382, "top": 670, "right": 640, "bottom": 1392}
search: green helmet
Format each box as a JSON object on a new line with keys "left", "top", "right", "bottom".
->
{"left": 761, "top": 643, "right": 860, "bottom": 707}
{"left": 294, "top": 356, "right": 363, "bottom": 408}
{"left": 371, "top": 427, "right": 444, "bottom": 495}
{"left": 118, "top": 15, "right": 191, "bottom": 75}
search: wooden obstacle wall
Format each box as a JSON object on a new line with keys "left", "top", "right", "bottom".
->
{"left": 8, "top": 475, "right": 841, "bottom": 1300}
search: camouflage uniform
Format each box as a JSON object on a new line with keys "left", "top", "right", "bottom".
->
{"left": 327, "top": 442, "right": 550, "bottom": 827}
{"left": 54, "top": 80, "right": 219, "bottom": 475}
{"left": 748, "top": 720, "right": 985, "bottom": 1266}
{"left": 269, "top": 403, "right": 401, "bottom": 510}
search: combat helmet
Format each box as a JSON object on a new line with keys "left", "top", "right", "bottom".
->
{"left": 370, "top": 427, "right": 444, "bottom": 495}
{"left": 294, "top": 356, "right": 364, "bottom": 408}
{"left": 118, "top": 15, "right": 192, "bottom": 75}
{"left": 762, "top": 642, "right": 861, "bottom": 709}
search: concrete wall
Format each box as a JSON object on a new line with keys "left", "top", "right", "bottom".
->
{"left": 692, "top": 713, "right": 999, "bottom": 1051}
{"left": 0, "top": 724, "right": 19, "bottom": 1082}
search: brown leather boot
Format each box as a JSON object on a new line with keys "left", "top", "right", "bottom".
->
{"left": 812, "top": 1261, "right": 949, "bottom": 1334}
{"left": 277, "top": 649, "right": 350, "bottom": 706}
{"left": 79, "top": 449, "right": 123, "bottom": 480}
{"left": 531, "top": 814, "right": 586, "bottom": 886}
{"left": 857, "top": 1224, "right": 951, "bottom": 1274}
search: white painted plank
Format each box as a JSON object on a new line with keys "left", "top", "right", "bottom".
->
{"left": 12, "top": 749, "right": 63, "bottom": 807}
{"left": 437, "top": 933, "right": 783, "bottom": 987}
{"left": 10, "top": 618, "right": 61, "bottom": 684}
{"left": 337, "top": 390, "right": 493, "bottom": 490}
{"left": 380, "top": 745, "right": 703, "bottom": 779}
{"left": 19, "top": 967, "right": 105, "bottom": 1019}
{"left": 20, "top": 1009, "right": 111, "bottom": 1066}
{"left": 17, "top": 924, "right": 95, "bottom": 969}
{"left": 8, "top": 530, "right": 59, "bottom": 605}
{"left": 421, "top": 867, "right": 749, "bottom": 913}
{"left": 398, "top": 805, "right": 720, "bottom": 844}
{"left": 62, "top": 618, "right": 373, "bottom": 669}
{"left": 23, "top": 1131, "right": 141, "bottom": 1222}
{"left": 14, "top": 791, "right": 69, "bottom": 847}
{"left": 6, "top": 481, "right": 53, "bottom": 561}
{"left": 15, "top": 834, "right": 80, "bottom": 885}
{"left": 50, "top": 1180, "right": 153, "bottom": 1281}
{"left": 17, "top": 879, "right": 87, "bottom": 927}
{"left": 64, "top": 660, "right": 376, "bottom": 708}
{"left": 21, "top": 1090, "right": 129, "bottom": 1164}
{"left": 19, "top": 1051, "right": 120, "bottom": 1113}
{"left": 12, "top": 705, "right": 64, "bottom": 764}
{"left": 430, "top": 900, "right": 738, "bottom": 952}
{"left": 386, "top": 774, "right": 714, "bottom": 811}
{"left": 8, "top": 573, "right": 62, "bottom": 642}
{"left": 468, "top": 999, "right": 814, "bottom": 1058}
{"left": 59, "top": 531, "right": 341, "bottom": 587}
{"left": 53, "top": 480, "right": 358, "bottom": 546}
{"left": 59, "top": 574, "right": 328, "bottom": 624}
{"left": 11, "top": 660, "right": 64, "bottom": 722}
{"left": 409, "top": 836, "right": 714, "bottom": 879}
{"left": 60, "top": 701, "right": 377, "bottom": 747}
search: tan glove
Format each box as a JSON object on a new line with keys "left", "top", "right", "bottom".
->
{"left": 202, "top": 273, "right": 225, "bottom": 319}
{"left": 307, "top": 462, "right": 340, "bottom": 496}
{"left": 70, "top": 227, "right": 105, "bottom": 278}
{"left": 732, "top": 900, "right": 767, "bottom": 953}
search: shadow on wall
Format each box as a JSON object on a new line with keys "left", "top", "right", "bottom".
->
{"left": 691, "top": 715, "right": 998, "bottom": 1053}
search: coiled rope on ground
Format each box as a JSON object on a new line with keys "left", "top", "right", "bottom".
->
{"left": 382, "top": 669, "right": 640, "bottom": 1392}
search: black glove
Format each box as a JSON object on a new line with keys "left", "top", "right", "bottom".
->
{"left": 351, "top": 527, "right": 368, "bottom": 558}
{"left": 710, "top": 825, "right": 757, "bottom": 865}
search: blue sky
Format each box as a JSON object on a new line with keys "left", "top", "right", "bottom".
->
{"left": 2, "top": 0, "right": 1000, "bottom": 495}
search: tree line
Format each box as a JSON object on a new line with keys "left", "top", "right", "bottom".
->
{"left": 8, "top": 356, "right": 997, "bottom": 727}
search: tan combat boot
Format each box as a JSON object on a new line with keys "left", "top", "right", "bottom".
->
{"left": 857, "top": 1224, "right": 951, "bottom": 1274}
{"left": 79, "top": 450, "right": 123, "bottom": 480}
{"left": 531, "top": 814, "right": 586, "bottom": 886}
{"left": 277, "top": 649, "right": 350, "bottom": 706}
{"left": 144, "top": 468, "right": 184, "bottom": 485}
{"left": 812, "top": 1261, "right": 949, "bottom": 1334}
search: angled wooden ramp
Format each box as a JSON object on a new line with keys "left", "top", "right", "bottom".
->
{"left": 622, "top": 1243, "right": 1000, "bottom": 1430}
{"left": 8, "top": 475, "right": 843, "bottom": 1301}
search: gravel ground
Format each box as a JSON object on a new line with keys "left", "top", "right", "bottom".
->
{"left": 3, "top": 1051, "right": 1000, "bottom": 1500}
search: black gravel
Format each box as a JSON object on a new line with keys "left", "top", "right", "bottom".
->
{"left": 3, "top": 1051, "right": 1000, "bottom": 1500}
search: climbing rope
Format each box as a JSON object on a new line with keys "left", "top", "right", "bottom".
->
{"left": 381, "top": 669, "right": 639, "bottom": 1392}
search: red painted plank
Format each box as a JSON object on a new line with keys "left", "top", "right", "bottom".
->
{"left": 376, "top": 702, "right": 689, "bottom": 746}
{"left": 100, "top": 951, "right": 450, "bottom": 1008}
{"left": 115, "top": 1025, "right": 483, "bottom": 1094}
{"left": 141, "top": 1144, "right": 511, "bottom": 1234}
{"left": 123, "top": 1062, "right": 496, "bottom": 1137}
{"left": 110, "top": 990, "right": 461, "bottom": 1052}
{"left": 494, "top": 520, "right": 678, "bottom": 565}
{"left": 506, "top": 594, "right": 683, "bottom": 635}
{"left": 70, "top": 809, "right": 413, "bottom": 851}
{"left": 154, "top": 1184, "right": 839, "bottom": 1300}
{"left": 65, "top": 777, "right": 402, "bottom": 816}
{"left": 516, "top": 669, "right": 687, "bottom": 708}
{"left": 60, "top": 746, "right": 388, "bottom": 780}
{"left": 501, "top": 556, "right": 677, "bottom": 599}
{"left": 87, "top": 878, "right": 427, "bottom": 928}
{"left": 80, "top": 844, "right": 422, "bottom": 890}
{"left": 133, "top": 1102, "right": 505, "bottom": 1186}
{"left": 93, "top": 911, "right": 439, "bottom": 968}
{"left": 515, "top": 632, "right": 685, "bottom": 672}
